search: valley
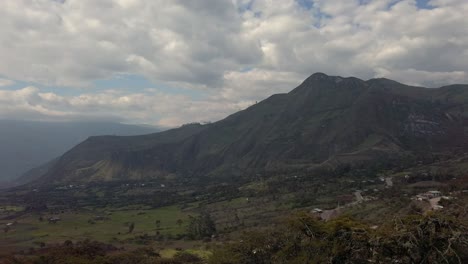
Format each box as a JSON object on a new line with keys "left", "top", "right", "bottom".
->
{"left": 1, "top": 74, "right": 468, "bottom": 263}
{"left": 1, "top": 151, "right": 467, "bottom": 262}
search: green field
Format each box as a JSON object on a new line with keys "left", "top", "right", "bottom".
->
{"left": 1, "top": 205, "right": 192, "bottom": 250}
{"left": 0, "top": 205, "right": 25, "bottom": 212}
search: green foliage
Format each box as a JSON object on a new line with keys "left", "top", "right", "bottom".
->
{"left": 172, "top": 251, "right": 204, "bottom": 263}
{"left": 209, "top": 212, "right": 468, "bottom": 264}
{"left": 128, "top": 222, "right": 135, "bottom": 233}
{"left": 6, "top": 241, "right": 206, "bottom": 264}
{"left": 30, "top": 240, "right": 114, "bottom": 264}
{"left": 186, "top": 212, "right": 216, "bottom": 240}
{"left": 372, "top": 213, "right": 468, "bottom": 263}
{"left": 176, "top": 218, "right": 183, "bottom": 227}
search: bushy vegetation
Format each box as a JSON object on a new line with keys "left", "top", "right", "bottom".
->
{"left": 186, "top": 212, "right": 216, "bottom": 240}
{"left": 0, "top": 240, "right": 205, "bottom": 264}
{"left": 209, "top": 213, "right": 468, "bottom": 264}
{"left": 2, "top": 211, "right": 466, "bottom": 263}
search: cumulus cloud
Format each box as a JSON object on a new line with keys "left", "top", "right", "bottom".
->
{"left": 0, "top": 86, "right": 253, "bottom": 127}
{"left": 0, "top": 0, "right": 467, "bottom": 125}
{"left": 0, "top": 0, "right": 262, "bottom": 88}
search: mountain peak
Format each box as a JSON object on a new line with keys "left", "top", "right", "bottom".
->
{"left": 294, "top": 73, "right": 334, "bottom": 90}
{"left": 26, "top": 75, "right": 468, "bottom": 185}
{"left": 303, "top": 72, "right": 362, "bottom": 84}
{"left": 291, "top": 73, "right": 363, "bottom": 95}
{"left": 309, "top": 72, "right": 330, "bottom": 80}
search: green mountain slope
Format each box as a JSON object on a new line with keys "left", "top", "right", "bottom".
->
{"left": 32, "top": 73, "right": 468, "bottom": 184}
{"left": 0, "top": 120, "right": 160, "bottom": 183}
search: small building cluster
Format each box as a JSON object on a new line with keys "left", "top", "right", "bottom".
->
{"left": 48, "top": 217, "right": 61, "bottom": 224}
{"left": 311, "top": 208, "right": 323, "bottom": 214}
{"left": 55, "top": 184, "right": 85, "bottom": 190}
{"left": 414, "top": 190, "right": 442, "bottom": 201}
{"left": 411, "top": 190, "right": 453, "bottom": 211}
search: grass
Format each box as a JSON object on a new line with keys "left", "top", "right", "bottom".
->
{"left": 1, "top": 205, "right": 192, "bottom": 249}
{"left": 343, "top": 199, "right": 408, "bottom": 224}
{"left": 159, "top": 248, "right": 212, "bottom": 259}
{"left": 240, "top": 181, "right": 268, "bottom": 192}
{"left": 0, "top": 205, "right": 25, "bottom": 212}
{"left": 186, "top": 248, "right": 213, "bottom": 259}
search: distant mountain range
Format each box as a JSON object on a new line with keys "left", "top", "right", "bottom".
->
{"left": 25, "top": 73, "right": 468, "bottom": 185}
{"left": 0, "top": 120, "right": 159, "bottom": 184}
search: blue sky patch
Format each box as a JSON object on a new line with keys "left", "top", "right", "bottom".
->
{"left": 296, "top": 0, "right": 314, "bottom": 10}
{"left": 416, "top": 0, "right": 434, "bottom": 9}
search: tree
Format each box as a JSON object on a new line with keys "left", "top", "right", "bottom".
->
{"left": 63, "top": 240, "right": 73, "bottom": 247}
{"left": 187, "top": 212, "right": 216, "bottom": 240}
{"left": 176, "top": 219, "right": 183, "bottom": 227}
{"left": 128, "top": 222, "right": 135, "bottom": 233}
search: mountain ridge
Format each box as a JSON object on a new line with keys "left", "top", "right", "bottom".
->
{"left": 27, "top": 73, "right": 468, "bottom": 185}
{"left": 0, "top": 120, "right": 160, "bottom": 184}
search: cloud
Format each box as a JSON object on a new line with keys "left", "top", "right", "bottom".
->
{"left": 220, "top": 69, "right": 303, "bottom": 101}
{"left": 0, "top": 78, "right": 14, "bottom": 87}
{"left": 0, "top": 0, "right": 263, "bottom": 88}
{"left": 0, "top": 0, "right": 467, "bottom": 125}
{"left": 0, "top": 85, "right": 254, "bottom": 127}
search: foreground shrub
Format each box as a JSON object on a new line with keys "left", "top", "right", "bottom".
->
{"left": 210, "top": 213, "right": 468, "bottom": 264}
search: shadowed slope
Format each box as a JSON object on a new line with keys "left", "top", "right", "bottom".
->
{"left": 31, "top": 73, "right": 468, "bottom": 184}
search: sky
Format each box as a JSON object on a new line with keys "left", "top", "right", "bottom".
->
{"left": 0, "top": 0, "right": 467, "bottom": 127}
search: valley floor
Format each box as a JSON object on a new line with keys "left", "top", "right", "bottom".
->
{"left": 1, "top": 157, "right": 468, "bottom": 263}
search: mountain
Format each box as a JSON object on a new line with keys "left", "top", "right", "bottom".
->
{"left": 0, "top": 120, "right": 160, "bottom": 184}
{"left": 29, "top": 73, "right": 468, "bottom": 185}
